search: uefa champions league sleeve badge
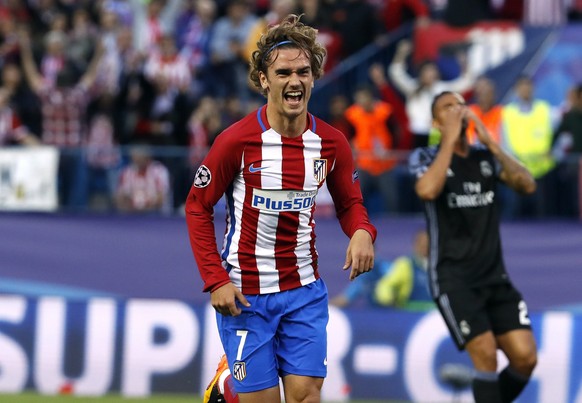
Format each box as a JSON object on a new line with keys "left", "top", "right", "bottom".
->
{"left": 194, "top": 165, "right": 212, "bottom": 188}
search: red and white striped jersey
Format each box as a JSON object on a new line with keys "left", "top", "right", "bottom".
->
{"left": 116, "top": 160, "right": 170, "bottom": 211}
{"left": 39, "top": 84, "right": 90, "bottom": 147}
{"left": 186, "top": 106, "right": 377, "bottom": 294}
{"left": 144, "top": 51, "right": 191, "bottom": 92}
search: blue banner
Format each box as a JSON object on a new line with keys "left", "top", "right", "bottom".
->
{"left": 1, "top": 295, "right": 581, "bottom": 402}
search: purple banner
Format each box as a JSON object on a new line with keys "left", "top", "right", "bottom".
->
{"left": 1, "top": 213, "right": 581, "bottom": 312}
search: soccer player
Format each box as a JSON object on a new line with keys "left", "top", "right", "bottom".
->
{"left": 409, "top": 91, "right": 538, "bottom": 403}
{"left": 185, "top": 14, "right": 376, "bottom": 403}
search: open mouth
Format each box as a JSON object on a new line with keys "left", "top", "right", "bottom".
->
{"left": 284, "top": 90, "right": 303, "bottom": 104}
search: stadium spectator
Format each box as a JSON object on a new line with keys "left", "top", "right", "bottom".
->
{"left": 327, "top": 94, "right": 354, "bottom": 141}
{"left": 369, "top": 62, "right": 424, "bottom": 214}
{"left": 101, "top": 0, "right": 134, "bottom": 27}
{"left": 330, "top": 229, "right": 433, "bottom": 310}
{"left": 37, "top": 29, "right": 68, "bottom": 89}
{"left": 68, "top": 7, "right": 99, "bottom": 71}
{"left": 329, "top": 0, "right": 383, "bottom": 59}
{"left": 0, "top": 87, "right": 39, "bottom": 146}
{"left": 223, "top": 94, "right": 255, "bottom": 128}
{"left": 297, "top": 0, "right": 335, "bottom": 29}
{"left": 369, "top": 62, "right": 410, "bottom": 148}
{"left": 467, "top": 77, "right": 503, "bottom": 145}
{"left": 329, "top": 257, "right": 393, "bottom": 308}
{"left": 373, "top": 229, "right": 433, "bottom": 311}
{"left": 175, "top": 0, "right": 217, "bottom": 97}
{"left": 410, "top": 91, "right": 537, "bottom": 403}
{"left": 389, "top": 39, "right": 475, "bottom": 148}
{"left": 501, "top": 75, "right": 557, "bottom": 218}
{"left": 297, "top": 0, "right": 342, "bottom": 71}
{"left": 27, "top": 0, "right": 66, "bottom": 38}
{"left": 344, "top": 85, "right": 399, "bottom": 213}
{"left": 174, "top": 96, "right": 222, "bottom": 212}
{"left": 554, "top": 84, "right": 582, "bottom": 155}
{"left": 185, "top": 14, "right": 376, "bottom": 403}
{"left": 243, "top": 0, "right": 298, "bottom": 63}
{"left": 115, "top": 143, "right": 171, "bottom": 214}
{"left": 0, "top": 62, "right": 42, "bottom": 136}
{"left": 552, "top": 83, "right": 582, "bottom": 217}
{"left": 207, "top": 0, "right": 257, "bottom": 101}
{"left": 129, "top": 0, "right": 183, "bottom": 54}
{"left": 143, "top": 33, "right": 192, "bottom": 94}
{"left": 18, "top": 28, "right": 104, "bottom": 209}
{"left": 0, "top": 7, "right": 21, "bottom": 65}
{"left": 86, "top": 93, "right": 121, "bottom": 211}
{"left": 94, "top": 5, "right": 123, "bottom": 96}
{"left": 0, "top": 0, "right": 30, "bottom": 28}
{"left": 131, "top": 62, "right": 191, "bottom": 147}
{"left": 104, "top": 25, "right": 146, "bottom": 145}
{"left": 187, "top": 96, "right": 222, "bottom": 165}
{"left": 130, "top": 68, "right": 191, "bottom": 212}
{"left": 380, "top": 0, "right": 431, "bottom": 33}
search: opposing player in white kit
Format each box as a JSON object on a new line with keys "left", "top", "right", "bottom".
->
{"left": 185, "top": 14, "right": 377, "bottom": 403}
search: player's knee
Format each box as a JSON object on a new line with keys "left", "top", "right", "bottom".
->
{"left": 285, "top": 381, "right": 322, "bottom": 403}
{"left": 511, "top": 348, "right": 537, "bottom": 376}
{"left": 467, "top": 337, "right": 498, "bottom": 370}
{"left": 287, "top": 390, "right": 320, "bottom": 403}
{"left": 477, "top": 349, "right": 498, "bottom": 370}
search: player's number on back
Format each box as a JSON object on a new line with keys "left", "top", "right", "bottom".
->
{"left": 518, "top": 300, "right": 531, "bottom": 325}
{"left": 236, "top": 330, "right": 248, "bottom": 360}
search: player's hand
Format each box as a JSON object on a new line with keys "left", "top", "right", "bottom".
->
{"left": 464, "top": 107, "right": 493, "bottom": 147}
{"left": 439, "top": 103, "right": 465, "bottom": 146}
{"left": 343, "top": 229, "right": 374, "bottom": 281}
{"left": 210, "top": 283, "right": 250, "bottom": 317}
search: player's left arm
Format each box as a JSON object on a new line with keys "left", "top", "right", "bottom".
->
{"left": 325, "top": 131, "right": 376, "bottom": 280}
{"left": 466, "top": 108, "right": 536, "bottom": 195}
{"left": 343, "top": 229, "right": 375, "bottom": 281}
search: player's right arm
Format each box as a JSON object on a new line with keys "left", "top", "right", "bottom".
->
{"left": 185, "top": 129, "right": 251, "bottom": 316}
{"left": 185, "top": 129, "right": 241, "bottom": 293}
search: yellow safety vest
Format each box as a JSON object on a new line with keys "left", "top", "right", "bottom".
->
{"left": 502, "top": 101, "right": 555, "bottom": 178}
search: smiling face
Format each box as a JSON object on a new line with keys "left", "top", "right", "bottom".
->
{"left": 259, "top": 47, "right": 314, "bottom": 123}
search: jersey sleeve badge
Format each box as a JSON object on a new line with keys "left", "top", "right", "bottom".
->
{"left": 194, "top": 165, "right": 212, "bottom": 188}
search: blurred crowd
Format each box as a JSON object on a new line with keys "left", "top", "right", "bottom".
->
{"left": 0, "top": 0, "right": 581, "bottom": 217}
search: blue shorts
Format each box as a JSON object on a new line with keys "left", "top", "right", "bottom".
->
{"left": 216, "top": 279, "right": 329, "bottom": 393}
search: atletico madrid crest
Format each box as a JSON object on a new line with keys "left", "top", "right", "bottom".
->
{"left": 313, "top": 159, "right": 327, "bottom": 184}
{"left": 232, "top": 361, "right": 247, "bottom": 381}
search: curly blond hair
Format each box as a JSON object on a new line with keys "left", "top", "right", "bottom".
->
{"left": 249, "top": 14, "right": 327, "bottom": 97}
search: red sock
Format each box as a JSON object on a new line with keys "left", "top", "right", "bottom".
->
{"left": 221, "top": 373, "right": 239, "bottom": 403}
